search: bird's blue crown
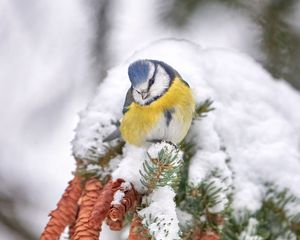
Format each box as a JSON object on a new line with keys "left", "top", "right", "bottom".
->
{"left": 128, "top": 59, "right": 177, "bottom": 87}
{"left": 128, "top": 60, "right": 150, "bottom": 87}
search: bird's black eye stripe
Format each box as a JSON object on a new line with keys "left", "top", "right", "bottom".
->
{"left": 149, "top": 77, "right": 155, "bottom": 87}
{"left": 147, "top": 64, "right": 158, "bottom": 90}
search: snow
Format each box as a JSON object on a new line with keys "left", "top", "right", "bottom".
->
{"left": 111, "top": 141, "right": 183, "bottom": 193}
{"left": 138, "top": 186, "right": 180, "bottom": 240}
{"left": 111, "top": 190, "right": 125, "bottom": 205}
{"left": 84, "top": 155, "right": 122, "bottom": 179}
{"left": 126, "top": 39, "right": 300, "bottom": 213}
{"left": 120, "top": 181, "right": 132, "bottom": 191}
{"left": 147, "top": 141, "right": 183, "bottom": 164}
{"left": 111, "top": 144, "right": 147, "bottom": 193}
{"left": 73, "top": 39, "right": 300, "bottom": 217}
{"left": 239, "top": 218, "right": 263, "bottom": 240}
{"left": 207, "top": 177, "right": 230, "bottom": 214}
{"left": 111, "top": 181, "right": 132, "bottom": 205}
{"left": 188, "top": 150, "right": 230, "bottom": 185}
{"left": 176, "top": 208, "right": 193, "bottom": 228}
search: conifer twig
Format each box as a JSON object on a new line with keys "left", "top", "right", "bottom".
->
{"left": 71, "top": 178, "right": 103, "bottom": 240}
{"left": 40, "top": 175, "right": 83, "bottom": 240}
{"left": 194, "top": 99, "right": 214, "bottom": 119}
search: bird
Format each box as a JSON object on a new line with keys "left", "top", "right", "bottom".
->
{"left": 104, "top": 59, "right": 195, "bottom": 146}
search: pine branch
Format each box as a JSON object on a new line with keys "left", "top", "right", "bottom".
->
{"left": 76, "top": 141, "right": 125, "bottom": 180}
{"left": 221, "top": 185, "right": 300, "bottom": 240}
{"left": 98, "top": 141, "right": 125, "bottom": 167}
{"left": 180, "top": 170, "right": 231, "bottom": 238}
{"left": 139, "top": 141, "right": 183, "bottom": 193}
{"left": 194, "top": 99, "right": 215, "bottom": 119}
{"left": 254, "top": 186, "right": 300, "bottom": 239}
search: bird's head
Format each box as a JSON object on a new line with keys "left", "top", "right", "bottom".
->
{"left": 128, "top": 59, "right": 177, "bottom": 105}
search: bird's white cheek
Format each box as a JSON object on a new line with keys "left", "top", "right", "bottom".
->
{"left": 133, "top": 91, "right": 146, "bottom": 105}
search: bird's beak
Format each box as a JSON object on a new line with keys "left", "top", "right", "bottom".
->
{"left": 141, "top": 92, "right": 149, "bottom": 100}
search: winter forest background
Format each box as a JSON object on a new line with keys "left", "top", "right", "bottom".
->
{"left": 1, "top": 0, "right": 300, "bottom": 239}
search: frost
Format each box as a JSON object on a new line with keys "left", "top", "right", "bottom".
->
{"left": 138, "top": 186, "right": 180, "bottom": 240}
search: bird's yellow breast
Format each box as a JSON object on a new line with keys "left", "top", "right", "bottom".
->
{"left": 120, "top": 78, "right": 195, "bottom": 146}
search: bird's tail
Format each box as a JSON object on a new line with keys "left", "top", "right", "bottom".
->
{"left": 103, "top": 128, "right": 121, "bottom": 142}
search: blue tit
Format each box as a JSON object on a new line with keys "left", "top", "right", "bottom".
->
{"left": 105, "top": 59, "right": 195, "bottom": 146}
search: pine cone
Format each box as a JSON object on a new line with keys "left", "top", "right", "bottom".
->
{"left": 207, "top": 213, "right": 224, "bottom": 226}
{"left": 106, "top": 217, "right": 123, "bottom": 231}
{"left": 89, "top": 178, "right": 125, "bottom": 229}
{"left": 128, "top": 214, "right": 150, "bottom": 240}
{"left": 192, "top": 227, "right": 202, "bottom": 240}
{"left": 71, "top": 178, "right": 103, "bottom": 240}
{"left": 199, "top": 231, "right": 220, "bottom": 240}
{"left": 68, "top": 220, "right": 76, "bottom": 239}
{"left": 40, "top": 175, "right": 83, "bottom": 240}
{"left": 193, "top": 229, "right": 220, "bottom": 240}
{"left": 107, "top": 182, "right": 139, "bottom": 230}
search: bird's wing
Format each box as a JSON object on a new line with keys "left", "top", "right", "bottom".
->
{"left": 123, "top": 87, "right": 134, "bottom": 114}
{"left": 103, "top": 88, "right": 134, "bottom": 142}
{"left": 103, "top": 128, "right": 121, "bottom": 142}
{"left": 180, "top": 78, "right": 190, "bottom": 87}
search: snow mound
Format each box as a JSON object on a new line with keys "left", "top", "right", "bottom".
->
{"left": 147, "top": 141, "right": 183, "bottom": 164}
{"left": 72, "top": 38, "right": 300, "bottom": 213}
{"left": 138, "top": 186, "right": 180, "bottom": 240}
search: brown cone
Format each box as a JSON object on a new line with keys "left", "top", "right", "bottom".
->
{"left": 71, "top": 178, "right": 103, "bottom": 240}
{"left": 89, "top": 178, "right": 125, "bottom": 229}
{"left": 106, "top": 182, "right": 139, "bottom": 231}
{"left": 40, "top": 175, "right": 83, "bottom": 240}
{"left": 193, "top": 229, "right": 220, "bottom": 240}
{"left": 199, "top": 231, "right": 220, "bottom": 240}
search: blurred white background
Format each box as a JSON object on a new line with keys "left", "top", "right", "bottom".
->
{"left": 0, "top": 0, "right": 300, "bottom": 239}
